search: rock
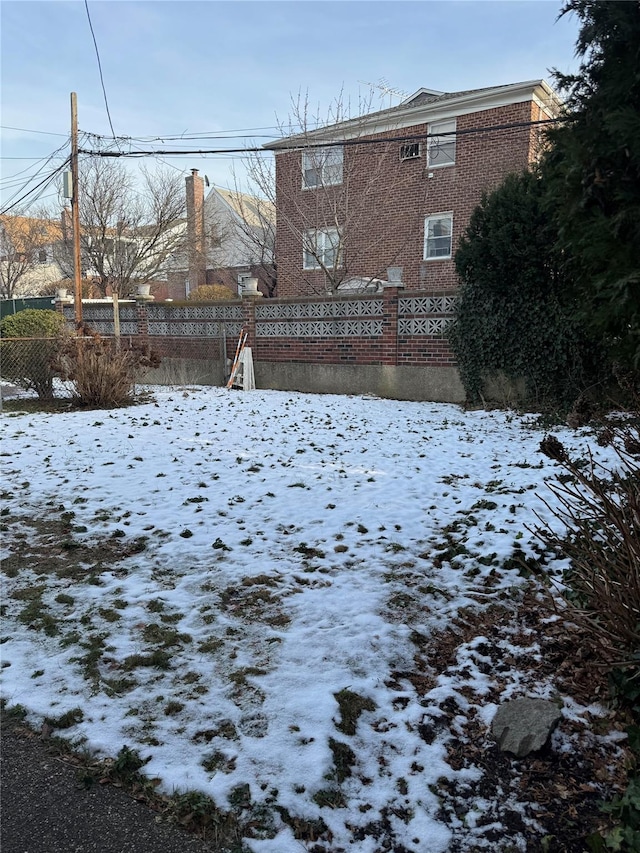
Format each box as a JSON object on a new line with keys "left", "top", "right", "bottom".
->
{"left": 491, "top": 698, "right": 561, "bottom": 757}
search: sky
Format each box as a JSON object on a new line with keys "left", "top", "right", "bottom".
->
{"left": 0, "top": 385, "right": 621, "bottom": 852}
{"left": 0, "top": 0, "right": 582, "bottom": 210}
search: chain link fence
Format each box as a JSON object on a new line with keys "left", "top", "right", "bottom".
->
{"left": 0, "top": 337, "right": 66, "bottom": 400}
{"left": 1, "top": 334, "right": 161, "bottom": 408}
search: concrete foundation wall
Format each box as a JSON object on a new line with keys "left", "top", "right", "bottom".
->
{"left": 140, "top": 357, "right": 464, "bottom": 402}
{"left": 254, "top": 361, "right": 465, "bottom": 402}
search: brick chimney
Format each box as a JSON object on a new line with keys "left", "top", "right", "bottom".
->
{"left": 61, "top": 207, "right": 72, "bottom": 243}
{"left": 186, "top": 168, "right": 206, "bottom": 292}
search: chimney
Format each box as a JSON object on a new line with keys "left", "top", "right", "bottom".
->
{"left": 186, "top": 168, "right": 206, "bottom": 290}
{"left": 61, "top": 207, "right": 72, "bottom": 242}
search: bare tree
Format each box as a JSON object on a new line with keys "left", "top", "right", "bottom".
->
{"left": 238, "top": 91, "right": 427, "bottom": 295}
{"left": 56, "top": 159, "right": 188, "bottom": 297}
{"left": 226, "top": 182, "right": 277, "bottom": 296}
{"left": 0, "top": 210, "right": 62, "bottom": 299}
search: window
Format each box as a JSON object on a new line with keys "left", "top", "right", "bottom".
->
{"left": 400, "top": 142, "right": 421, "bottom": 161}
{"left": 427, "top": 119, "right": 456, "bottom": 168}
{"left": 302, "top": 147, "right": 343, "bottom": 188}
{"left": 424, "top": 214, "right": 453, "bottom": 260}
{"left": 303, "top": 228, "right": 341, "bottom": 270}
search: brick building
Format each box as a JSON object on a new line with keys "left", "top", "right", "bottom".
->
{"left": 266, "top": 80, "right": 561, "bottom": 297}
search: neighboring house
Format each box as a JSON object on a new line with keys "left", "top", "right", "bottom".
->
{"left": 265, "top": 79, "right": 561, "bottom": 296}
{"left": 167, "top": 170, "right": 275, "bottom": 300}
{"left": 205, "top": 186, "right": 275, "bottom": 296}
{"left": 75, "top": 214, "right": 188, "bottom": 298}
{"left": 0, "top": 214, "right": 65, "bottom": 299}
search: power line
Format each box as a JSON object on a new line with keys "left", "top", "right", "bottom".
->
{"left": 1, "top": 144, "right": 70, "bottom": 184}
{"left": 0, "top": 158, "right": 70, "bottom": 215}
{"left": 125, "top": 139, "right": 189, "bottom": 174}
{"left": 84, "top": 0, "right": 117, "bottom": 139}
{"left": 1, "top": 156, "right": 65, "bottom": 160}
{"left": 83, "top": 131, "right": 279, "bottom": 143}
{"left": 0, "top": 125, "right": 69, "bottom": 137}
{"left": 0, "top": 93, "right": 563, "bottom": 149}
{"left": 78, "top": 117, "right": 563, "bottom": 158}
{"left": 77, "top": 89, "right": 564, "bottom": 145}
{"left": 0, "top": 141, "right": 70, "bottom": 213}
{"left": 79, "top": 119, "right": 342, "bottom": 144}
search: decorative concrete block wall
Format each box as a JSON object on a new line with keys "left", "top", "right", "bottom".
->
{"left": 61, "top": 289, "right": 463, "bottom": 402}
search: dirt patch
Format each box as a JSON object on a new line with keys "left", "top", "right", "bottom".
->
{"left": 394, "top": 589, "right": 632, "bottom": 851}
{"left": 1, "top": 513, "right": 148, "bottom": 581}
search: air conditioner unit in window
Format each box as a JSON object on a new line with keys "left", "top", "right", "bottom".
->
{"left": 400, "top": 143, "right": 421, "bottom": 161}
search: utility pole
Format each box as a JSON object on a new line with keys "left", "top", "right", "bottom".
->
{"left": 70, "top": 92, "right": 83, "bottom": 330}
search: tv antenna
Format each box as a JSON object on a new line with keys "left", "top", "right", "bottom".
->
{"left": 358, "top": 78, "right": 409, "bottom": 107}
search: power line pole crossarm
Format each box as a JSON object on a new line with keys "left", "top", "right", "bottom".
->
{"left": 70, "top": 92, "right": 83, "bottom": 330}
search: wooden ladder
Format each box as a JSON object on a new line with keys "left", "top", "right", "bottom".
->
{"left": 226, "top": 329, "right": 247, "bottom": 389}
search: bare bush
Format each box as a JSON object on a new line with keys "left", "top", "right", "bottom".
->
{"left": 187, "top": 284, "right": 235, "bottom": 301}
{"left": 536, "top": 426, "right": 640, "bottom": 671}
{"left": 53, "top": 332, "right": 160, "bottom": 408}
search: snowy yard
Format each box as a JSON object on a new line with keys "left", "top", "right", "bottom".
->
{"left": 0, "top": 387, "right": 625, "bottom": 851}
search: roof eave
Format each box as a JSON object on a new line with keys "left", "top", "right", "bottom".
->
{"left": 264, "top": 79, "right": 561, "bottom": 151}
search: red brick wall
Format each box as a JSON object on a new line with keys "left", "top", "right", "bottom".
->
{"left": 133, "top": 335, "right": 221, "bottom": 360}
{"left": 70, "top": 290, "right": 458, "bottom": 369}
{"left": 274, "top": 100, "right": 544, "bottom": 297}
{"left": 251, "top": 289, "right": 456, "bottom": 367}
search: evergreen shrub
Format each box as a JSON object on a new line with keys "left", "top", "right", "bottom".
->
{"left": 0, "top": 309, "right": 69, "bottom": 399}
{"left": 448, "top": 171, "right": 604, "bottom": 409}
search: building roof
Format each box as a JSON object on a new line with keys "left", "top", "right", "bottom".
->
{"left": 0, "top": 215, "right": 62, "bottom": 252}
{"left": 265, "top": 79, "right": 562, "bottom": 149}
{"left": 208, "top": 187, "right": 275, "bottom": 229}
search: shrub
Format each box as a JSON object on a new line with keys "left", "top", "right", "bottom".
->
{"left": 53, "top": 332, "right": 160, "bottom": 407}
{"left": 187, "top": 284, "right": 236, "bottom": 301}
{"left": 536, "top": 424, "right": 640, "bottom": 672}
{"left": 449, "top": 170, "right": 605, "bottom": 408}
{"left": 0, "top": 309, "right": 68, "bottom": 399}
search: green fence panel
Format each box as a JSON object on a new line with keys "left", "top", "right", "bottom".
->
{"left": 0, "top": 297, "right": 56, "bottom": 320}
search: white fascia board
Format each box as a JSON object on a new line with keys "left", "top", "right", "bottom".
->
{"left": 401, "top": 87, "right": 445, "bottom": 103}
{"left": 268, "top": 80, "right": 561, "bottom": 151}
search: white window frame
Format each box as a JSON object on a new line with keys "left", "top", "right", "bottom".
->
{"left": 423, "top": 213, "right": 453, "bottom": 260}
{"left": 303, "top": 228, "right": 342, "bottom": 270}
{"left": 302, "top": 146, "right": 343, "bottom": 189}
{"left": 427, "top": 119, "right": 456, "bottom": 168}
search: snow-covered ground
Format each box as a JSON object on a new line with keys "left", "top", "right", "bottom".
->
{"left": 0, "top": 387, "right": 617, "bottom": 851}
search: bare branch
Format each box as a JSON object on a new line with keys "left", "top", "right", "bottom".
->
{"left": 55, "top": 159, "right": 187, "bottom": 297}
{"left": 0, "top": 209, "right": 63, "bottom": 298}
{"left": 238, "top": 89, "right": 428, "bottom": 295}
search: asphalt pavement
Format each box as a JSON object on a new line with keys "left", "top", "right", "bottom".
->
{"left": 1, "top": 724, "right": 219, "bottom": 853}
